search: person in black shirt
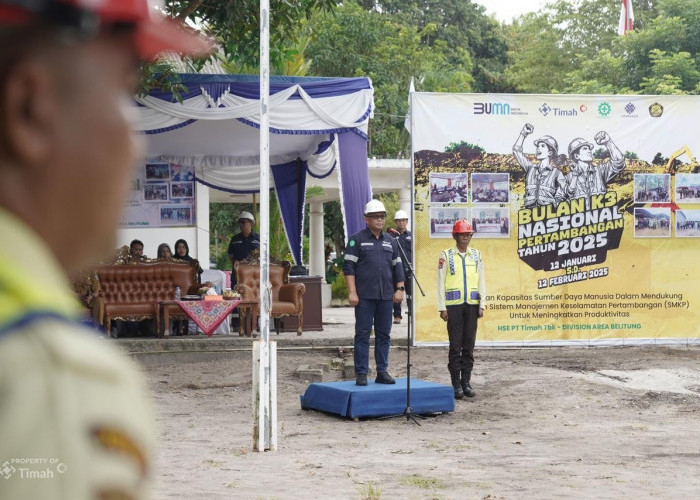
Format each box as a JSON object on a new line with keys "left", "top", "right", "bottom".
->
{"left": 343, "top": 200, "right": 405, "bottom": 386}
{"left": 129, "top": 239, "right": 147, "bottom": 260}
{"left": 391, "top": 210, "right": 412, "bottom": 324}
{"left": 227, "top": 211, "right": 260, "bottom": 285}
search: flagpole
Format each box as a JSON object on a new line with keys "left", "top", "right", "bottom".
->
{"left": 253, "top": 0, "right": 277, "bottom": 452}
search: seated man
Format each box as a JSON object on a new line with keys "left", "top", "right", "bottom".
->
{"left": 130, "top": 239, "right": 147, "bottom": 260}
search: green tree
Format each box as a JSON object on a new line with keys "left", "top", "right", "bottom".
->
{"left": 164, "top": 0, "right": 337, "bottom": 68}
{"left": 638, "top": 50, "right": 700, "bottom": 94}
{"left": 503, "top": 12, "right": 570, "bottom": 93}
{"left": 504, "top": 0, "right": 700, "bottom": 96}
{"left": 563, "top": 49, "right": 627, "bottom": 94}
{"left": 358, "top": 0, "right": 510, "bottom": 92}
{"left": 306, "top": 1, "right": 474, "bottom": 157}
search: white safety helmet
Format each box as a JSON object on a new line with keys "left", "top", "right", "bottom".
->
{"left": 238, "top": 211, "right": 255, "bottom": 224}
{"left": 394, "top": 209, "right": 409, "bottom": 220}
{"left": 363, "top": 199, "right": 386, "bottom": 215}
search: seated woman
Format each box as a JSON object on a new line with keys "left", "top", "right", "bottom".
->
{"left": 157, "top": 243, "right": 173, "bottom": 260}
{"left": 174, "top": 239, "right": 202, "bottom": 276}
{"left": 172, "top": 239, "right": 214, "bottom": 335}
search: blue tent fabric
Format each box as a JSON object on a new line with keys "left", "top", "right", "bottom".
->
{"left": 272, "top": 160, "right": 307, "bottom": 265}
{"left": 147, "top": 74, "right": 373, "bottom": 102}
{"left": 337, "top": 132, "right": 372, "bottom": 241}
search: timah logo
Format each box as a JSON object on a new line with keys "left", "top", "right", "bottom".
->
{"left": 539, "top": 103, "right": 551, "bottom": 116}
{"left": 1, "top": 461, "right": 16, "bottom": 479}
{"left": 474, "top": 102, "right": 511, "bottom": 115}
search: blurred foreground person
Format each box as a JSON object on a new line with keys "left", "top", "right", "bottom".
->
{"left": 0, "top": 1, "right": 210, "bottom": 498}
{"left": 437, "top": 220, "right": 486, "bottom": 399}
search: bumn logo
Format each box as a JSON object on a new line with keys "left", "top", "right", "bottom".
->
{"left": 474, "top": 102, "right": 511, "bottom": 115}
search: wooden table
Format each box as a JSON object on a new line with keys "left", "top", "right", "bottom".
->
{"left": 158, "top": 300, "right": 190, "bottom": 338}
{"left": 159, "top": 298, "right": 249, "bottom": 337}
{"left": 236, "top": 299, "right": 259, "bottom": 337}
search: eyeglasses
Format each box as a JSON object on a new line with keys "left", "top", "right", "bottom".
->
{"left": 366, "top": 214, "right": 386, "bottom": 220}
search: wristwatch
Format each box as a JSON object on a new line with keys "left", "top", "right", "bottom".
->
{"left": 396, "top": 286, "right": 405, "bottom": 291}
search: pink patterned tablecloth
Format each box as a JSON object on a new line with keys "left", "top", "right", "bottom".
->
{"left": 177, "top": 299, "right": 241, "bottom": 337}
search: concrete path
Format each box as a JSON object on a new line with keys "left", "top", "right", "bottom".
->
{"left": 116, "top": 306, "right": 412, "bottom": 355}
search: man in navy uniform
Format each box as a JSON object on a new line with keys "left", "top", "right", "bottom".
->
{"left": 391, "top": 209, "right": 412, "bottom": 324}
{"left": 344, "top": 200, "right": 405, "bottom": 386}
{"left": 228, "top": 211, "right": 260, "bottom": 285}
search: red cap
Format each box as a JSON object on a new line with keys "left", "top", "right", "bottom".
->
{"left": 452, "top": 219, "right": 474, "bottom": 235}
{"left": 0, "top": 0, "right": 213, "bottom": 60}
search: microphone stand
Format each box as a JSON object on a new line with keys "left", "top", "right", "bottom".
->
{"left": 391, "top": 229, "right": 425, "bottom": 425}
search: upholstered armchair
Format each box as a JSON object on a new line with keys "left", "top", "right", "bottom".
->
{"left": 234, "top": 259, "right": 306, "bottom": 335}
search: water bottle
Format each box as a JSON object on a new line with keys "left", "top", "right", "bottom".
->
{"left": 175, "top": 286, "right": 181, "bottom": 300}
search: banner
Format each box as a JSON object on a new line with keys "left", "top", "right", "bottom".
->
{"left": 120, "top": 161, "right": 196, "bottom": 228}
{"left": 411, "top": 93, "right": 699, "bottom": 345}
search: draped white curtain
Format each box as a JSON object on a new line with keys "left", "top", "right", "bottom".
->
{"left": 135, "top": 85, "right": 373, "bottom": 135}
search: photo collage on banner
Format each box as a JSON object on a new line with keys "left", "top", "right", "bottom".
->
{"left": 120, "top": 161, "right": 196, "bottom": 228}
{"left": 411, "top": 94, "right": 699, "bottom": 345}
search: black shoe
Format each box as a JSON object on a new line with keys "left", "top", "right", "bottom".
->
{"left": 461, "top": 370, "right": 476, "bottom": 397}
{"left": 375, "top": 371, "right": 396, "bottom": 384}
{"left": 450, "top": 371, "right": 464, "bottom": 399}
{"left": 462, "top": 383, "right": 476, "bottom": 398}
{"left": 356, "top": 373, "right": 368, "bottom": 386}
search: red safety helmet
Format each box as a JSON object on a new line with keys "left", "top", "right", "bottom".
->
{"left": 452, "top": 219, "right": 474, "bottom": 235}
{"left": 0, "top": 0, "right": 212, "bottom": 61}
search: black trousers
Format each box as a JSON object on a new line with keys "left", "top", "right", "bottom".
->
{"left": 446, "top": 303, "right": 479, "bottom": 373}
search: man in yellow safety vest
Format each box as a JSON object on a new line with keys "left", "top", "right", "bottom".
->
{"left": 437, "top": 220, "right": 486, "bottom": 399}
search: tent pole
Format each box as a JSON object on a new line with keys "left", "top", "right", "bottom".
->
{"left": 253, "top": 0, "right": 277, "bottom": 452}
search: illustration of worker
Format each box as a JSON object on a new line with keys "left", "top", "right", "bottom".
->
{"left": 565, "top": 131, "right": 625, "bottom": 205}
{"left": 513, "top": 124, "right": 568, "bottom": 208}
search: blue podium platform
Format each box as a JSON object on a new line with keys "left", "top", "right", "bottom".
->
{"left": 300, "top": 378, "right": 454, "bottom": 418}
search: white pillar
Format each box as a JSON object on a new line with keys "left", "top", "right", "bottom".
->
{"left": 309, "top": 200, "right": 325, "bottom": 277}
{"left": 398, "top": 186, "right": 412, "bottom": 229}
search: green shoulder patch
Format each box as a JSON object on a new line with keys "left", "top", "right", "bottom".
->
{"left": 349, "top": 240, "right": 356, "bottom": 247}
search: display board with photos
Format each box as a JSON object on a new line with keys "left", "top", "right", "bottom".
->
{"left": 120, "top": 161, "right": 196, "bottom": 228}
{"left": 410, "top": 93, "right": 700, "bottom": 345}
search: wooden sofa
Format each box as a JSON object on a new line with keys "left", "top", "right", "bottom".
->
{"left": 89, "top": 260, "right": 200, "bottom": 337}
{"left": 234, "top": 259, "right": 306, "bottom": 335}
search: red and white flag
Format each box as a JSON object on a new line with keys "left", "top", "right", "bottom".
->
{"left": 618, "top": 0, "right": 634, "bottom": 35}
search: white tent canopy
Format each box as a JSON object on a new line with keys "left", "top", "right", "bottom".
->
{"left": 137, "top": 74, "right": 375, "bottom": 264}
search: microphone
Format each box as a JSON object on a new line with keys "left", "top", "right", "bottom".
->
{"left": 387, "top": 228, "right": 401, "bottom": 237}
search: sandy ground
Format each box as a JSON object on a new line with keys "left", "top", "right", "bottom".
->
{"left": 140, "top": 343, "right": 700, "bottom": 499}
